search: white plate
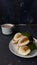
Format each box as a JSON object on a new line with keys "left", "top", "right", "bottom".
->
{"left": 9, "top": 38, "right": 37, "bottom": 58}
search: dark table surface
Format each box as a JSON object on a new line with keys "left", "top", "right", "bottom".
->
{"left": 0, "top": 25, "right": 37, "bottom": 65}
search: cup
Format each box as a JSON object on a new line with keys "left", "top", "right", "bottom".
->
{"left": 1, "top": 24, "right": 15, "bottom": 35}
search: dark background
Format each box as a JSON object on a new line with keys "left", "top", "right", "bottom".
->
{"left": 0, "top": 0, "right": 37, "bottom": 24}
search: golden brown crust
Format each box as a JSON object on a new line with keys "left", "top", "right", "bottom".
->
{"left": 21, "top": 37, "right": 29, "bottom": 43}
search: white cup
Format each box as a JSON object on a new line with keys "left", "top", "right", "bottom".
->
{"left": 1, "top": 24, "right": 15, "bottom": 35}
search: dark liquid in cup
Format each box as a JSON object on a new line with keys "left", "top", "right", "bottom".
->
{"left": 2, "top": 24, "right": 13, "bottom": 28}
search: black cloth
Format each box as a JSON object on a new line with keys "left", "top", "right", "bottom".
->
{"left": 0, "top": 0, "right": 37, "bottom": 24}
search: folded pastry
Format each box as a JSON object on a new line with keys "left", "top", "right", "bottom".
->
{"left": 11, "top": 39, "right": 18, "bottom": 44}
{"left": 18, "top": 46, "right": 31, "bottom": 55}
{"left": 12, "top": 33, "right": 23, "bottom": 44}
{"left": 13, "top": 32, "right": 22, "bottom": 41}
{"left": 18, "top": 36, "right": 30, "bottom": 46}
